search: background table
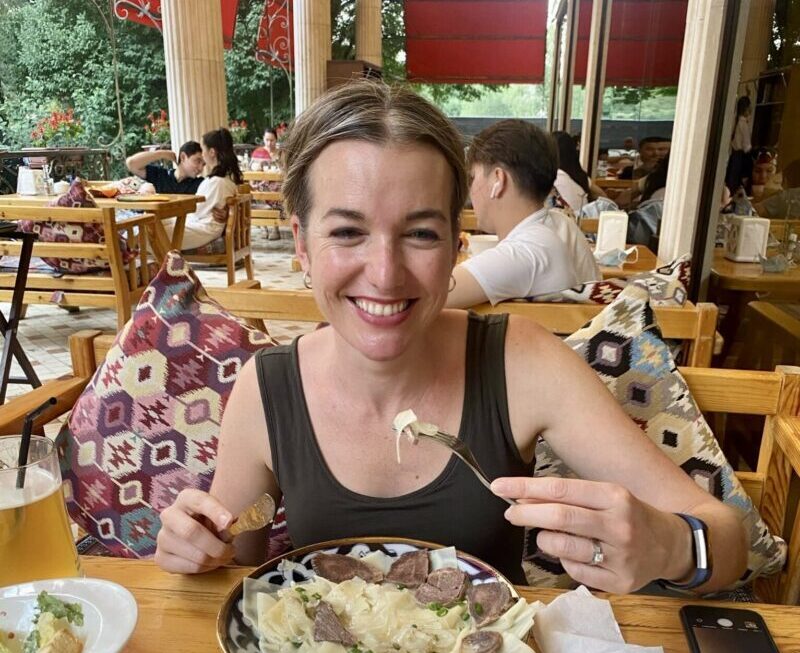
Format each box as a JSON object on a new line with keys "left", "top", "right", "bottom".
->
{"left": 82, "top": 557, "right": 800, "bottom": 653}
{"left": 0, "top": 193, "right": 204, "bottom": 253}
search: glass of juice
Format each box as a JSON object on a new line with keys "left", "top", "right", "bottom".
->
{"left": 0, "top": 436, "right": 81, "bottom": 587}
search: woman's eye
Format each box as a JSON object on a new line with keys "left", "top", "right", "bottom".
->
{"left": 330, "top": 228, "right": 364, "bottom": 239}
{"left": 406, "top": 229, "right": 440, "bottom": 241}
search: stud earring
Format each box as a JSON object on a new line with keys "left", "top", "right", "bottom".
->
{"left": 303, "top": 271, "right": 312, "bottom": 289}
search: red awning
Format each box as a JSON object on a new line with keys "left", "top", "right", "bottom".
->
{"left": 255, "top": 0, "right": 294, "bottom": 71}
{"left": 573, "top": 0, "right": 687, "bottom": 87}
{"left": 405, "top": 0, "right": 548, "bottom": 84}
{"left": 113, "top": 0, "right": 239, "bottom": 49}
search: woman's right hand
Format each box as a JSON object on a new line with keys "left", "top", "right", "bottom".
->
{"left": 155, "top": 489, "right": 236, "bottom": 574}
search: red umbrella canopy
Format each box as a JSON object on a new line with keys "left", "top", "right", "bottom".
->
{"left": 573, "top": 0, "right": 688, "bottom": 87}
{"left": 113, "top": 0, "right": 240, "bottom": 48}
{"left": 405, "top": 0, "right": 549, "bottom": 84}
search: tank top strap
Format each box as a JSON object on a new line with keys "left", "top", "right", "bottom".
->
{"left": 462, "top": 312, "right": 520, "bottom": 465}
{"left": 254, "top": 340, "right": 311, "bottom": 487}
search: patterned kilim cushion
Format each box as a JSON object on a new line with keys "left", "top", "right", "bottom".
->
{"left": 57, "top": 251, "right": 276, "bottom": 557}
{"left": 15, "top": 179, "right": 136, "bottom": 274}
{"left": 527, "top": 255, "right": 691, "bottom": 306}
{"left": 522, "top": 281, "right": 787, "bottom": 590}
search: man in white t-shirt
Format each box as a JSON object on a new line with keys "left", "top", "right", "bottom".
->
{"left": 447, "top": 120, "right": 601, "bottom": 308}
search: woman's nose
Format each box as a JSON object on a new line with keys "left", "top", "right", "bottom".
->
{"left": 365, "top": 239, "right": 405, "bottom": 290}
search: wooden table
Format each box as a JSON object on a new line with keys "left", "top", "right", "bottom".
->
{"left": 0, "top": 193, "right": 204, "bottom": 253}
{"left": 82, "top": 557, "right": 800, "bottom": 652}
{"left": 243, "top": 170, "right": 283, "bottom": 183}
{"left": 597, "top": 244, "right": 661, "bottom": 280}
{"left": 711, "top": 248, "right": 800, "bottom": 295}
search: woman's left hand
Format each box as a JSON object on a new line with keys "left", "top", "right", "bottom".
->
{"left": 492, "top": 477, "right": 693, "bottom": 594}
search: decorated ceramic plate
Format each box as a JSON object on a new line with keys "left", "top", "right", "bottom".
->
{"left": 0, "top": 577, "right": 137, "bottom": 653}
{"left": 216, "top": 537, "right": 523, "bottom": 653}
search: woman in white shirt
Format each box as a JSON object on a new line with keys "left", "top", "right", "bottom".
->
{"left": 552, "top": 131, "right": 605, "bottom": 212}
{"left": 163, "top": 127, "right": 243, "bottom": 251}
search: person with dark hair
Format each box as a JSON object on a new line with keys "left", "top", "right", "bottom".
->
{"left": 446, "top": 120, "right": 599, "bottom": 309}
{"left": 725, "top": 96, "right": 753, "bottom": 193}
{"left": 251, "top": 127, "right": 280, "bottom": 170}
{"left": 552, "top": 131, "right": 607, "bottom": 212}
{"left": 125, "top": 141, "right": 206, "bottom": 194}
{"left": 618, "top": 136, "right": 670, "bottom": 180}
{"left": 161, "top": 127, "right": 244, "bottom": 250}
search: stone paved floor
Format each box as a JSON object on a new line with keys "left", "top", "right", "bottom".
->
{"left": 1, "top": 227, "right": 317, "bottom": 405}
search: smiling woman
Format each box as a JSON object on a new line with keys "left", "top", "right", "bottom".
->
{"left": 154, "top": 81, "right": 748, "bottom": 597}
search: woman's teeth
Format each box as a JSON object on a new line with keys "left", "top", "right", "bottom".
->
{"left": 354, "top": 299, "right": 410, "bottom": 316}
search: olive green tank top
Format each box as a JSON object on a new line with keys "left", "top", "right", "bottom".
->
{"left": 255, "top": 312, "right": 532, "bottom": 584}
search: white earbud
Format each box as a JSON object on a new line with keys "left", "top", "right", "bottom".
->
{"left": 490, "top": 181, "right": 501, "bottom": 199}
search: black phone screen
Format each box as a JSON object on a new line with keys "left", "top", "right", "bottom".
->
{"left": 682, "top": 605, "right": 779, "bottom": 653}
{"left": 691, "top": 625, "right": 778, "bottom": 653}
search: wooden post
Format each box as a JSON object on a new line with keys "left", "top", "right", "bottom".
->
{"left": 578, "top": 0, "right": 611, "bottom": 177}
{"left": 293, "top": 0, "right": 332, "bottom": 115}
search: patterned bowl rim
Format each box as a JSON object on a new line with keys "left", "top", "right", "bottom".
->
{"left": 215, "top": 536, "right": 520, "bottom": 652}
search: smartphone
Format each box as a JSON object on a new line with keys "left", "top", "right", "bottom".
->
{"left": 680, "top": 604, "right": 780, "bottom": 653}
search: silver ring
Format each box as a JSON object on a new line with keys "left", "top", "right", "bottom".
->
{"left": 590, "top": 539, "right": 604, "bottom": 566}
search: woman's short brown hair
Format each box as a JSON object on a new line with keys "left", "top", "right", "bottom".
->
{"left": 281, "top": 80, "right": 466, "bottom": 240}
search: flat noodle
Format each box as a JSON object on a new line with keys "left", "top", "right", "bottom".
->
{"left": 392, "top": 409, "right": 440, "bottom": 464}
{"left": 247, "top": 547, "right": 542, "bottom": 653}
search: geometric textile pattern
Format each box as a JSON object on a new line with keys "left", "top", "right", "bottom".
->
{"left": 522, "top": 280, "right": 787, "bottom": 592}
{"left": 524, "top": 254, "right": 692, "bottom": 305}
{"left": 14, "top": 179, "right": 137, "bottom": 274}
{"left": 57, "top": 250, "right": 276, "bottom": 557}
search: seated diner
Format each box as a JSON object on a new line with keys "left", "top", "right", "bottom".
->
{"left": 155, "top": 81, "right": 748, "bottom": 595}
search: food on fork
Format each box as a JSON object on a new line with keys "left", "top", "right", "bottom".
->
{"left": 391, "top": 409, "right": 439, "bottom": 463}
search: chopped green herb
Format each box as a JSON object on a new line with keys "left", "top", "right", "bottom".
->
{"left": 22, "top": 630, "right": 40, "bottom": 653}
{"left": 392, "top": 644, "right": 401, "bottom": 650}
{"left": 435, "top": 607, "right": 448, "bottom": 617}
{"left": 473, "top": 602, "right": 484, "bottom": 615}
{"left": 292, "top": 642, "right": 302, "bottom": 649}
{"left": 426, "top": 602, "right": 442, "bottom": 611}
{"left": 397, "top": 584, "right": 406, "bottom": 590}
{"left": 461, "top": 612, "right": 470, "bottom": 621}
{"left": 295, "top": 587, "right": 307, "bottom": 594}
{"left": 311, "top": 592, "right": 322, "bottom": 600}
{"left": 35, "top": 591, "right": 84, "bottom": 626}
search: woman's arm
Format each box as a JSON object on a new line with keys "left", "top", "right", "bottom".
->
{"left": 501, "top": 316, "right": 747, "bottom": 593}
{"left": 155, "top": 357, "right": 278, "bottom": 571}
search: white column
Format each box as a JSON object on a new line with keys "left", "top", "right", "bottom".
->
{"left": 659, "top": 0, "right": 749, "bottom": 264}
{"left": 356, "top": 0, "right": 382, "bottom": 67}
{"left": 740, "top": 0, "right": 775, "bottom": 84}
{"left": 579, "top": 0, "right": 611, "bottom": 176}
{"left": 161, "top": 0, "right": 228, "bottom": 152}
{"left": 293, "top": 0, "right": 332, "bottom": 116}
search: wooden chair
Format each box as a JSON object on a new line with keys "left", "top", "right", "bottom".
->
{"left": 251, "top": 188, "right": 284, "bottom": 229}
{"left": 460, "top": 209, "right": 479, "bottom": 232}
{"left": 1, "top": 326, "right": 797, "bottom": 603}
{"left": 198, "top": 286, "right": 718, "bottom": 367}
{"left": 182, "top": 190, "right": 254, "bottom": 286}
{"left": 0, "top": 203, "right": 160, "bottom": 329}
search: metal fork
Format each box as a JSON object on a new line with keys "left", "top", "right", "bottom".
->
{"left": 416, "top": 430, "right": 516, "bottom": 505}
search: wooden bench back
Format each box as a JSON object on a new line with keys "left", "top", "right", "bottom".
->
{"left": 199, "top": 287, "right": 716, "bottom": 366}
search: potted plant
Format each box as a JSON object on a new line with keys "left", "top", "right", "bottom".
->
{"left": 144, "top": 110, "right": 171, "bottom": 148}
{"left": 229, "top": 119, "right": 248, "bottom": 144}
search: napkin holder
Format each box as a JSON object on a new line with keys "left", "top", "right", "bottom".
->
{"left": 16, "top": 166, "right": 47, "bottom": 196}
{"left": 724, "top": 216, "right": 770, "bottom": 262}
{"left": 596, "top": 211, "right": 629, "bottom": 253}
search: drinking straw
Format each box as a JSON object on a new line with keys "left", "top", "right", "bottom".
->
{"left": 15, "top": 396, "right": 57, "bottom": 489}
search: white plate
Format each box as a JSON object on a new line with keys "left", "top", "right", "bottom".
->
{"left": 0, "top": 577, "right": 137, "bottom": 653}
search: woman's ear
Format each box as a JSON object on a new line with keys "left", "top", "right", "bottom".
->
{"left": 291, "top": 215, "right": 310, "bottom": 270}
{"left": 491, "top": 167, "right": 506, "bottom": 198}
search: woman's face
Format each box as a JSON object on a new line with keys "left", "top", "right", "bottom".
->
{"left": 264, "top": 132, "right": 278, "bottom": 153}
{"left": 752, "top": 161, "right": 776, "bottom": 187}
{"left": 202, "top": 143, "right": 218, "bottom": 168}
{"left": 293, "top": 140, "right": 457, "bottom": 362}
